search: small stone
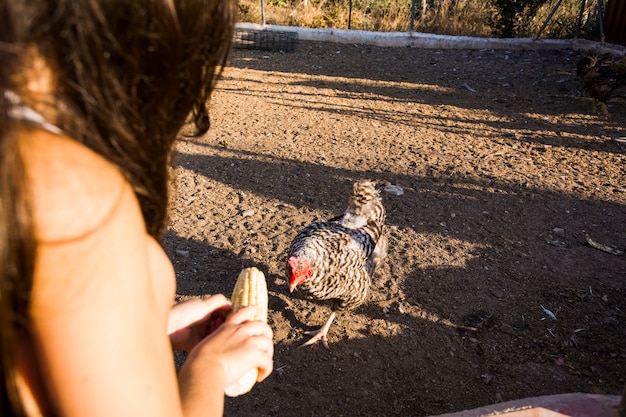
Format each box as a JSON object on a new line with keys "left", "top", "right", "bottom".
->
{"left": 383, "top": 185, "right": 404, "bottom": 196}
{"left": 499, "top": 324, "right": 514, "bottom": 334}
{"left": 176, "top": 250, "right": 190, "bottom": 258}
{"left": 490, "top": 288, "right": 506, "bottom": 300}
{"left": 241, "top": 209, "right": 255, "bottom": 217}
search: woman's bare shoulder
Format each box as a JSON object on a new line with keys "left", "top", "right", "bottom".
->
{"left": 19, "top": 128, "right": 133, "bottom": 242}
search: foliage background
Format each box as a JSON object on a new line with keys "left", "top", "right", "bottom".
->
{"left": 237, "top": 0, "right": 604, "bottom": 39}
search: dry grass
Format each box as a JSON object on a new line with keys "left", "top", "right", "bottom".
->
{"left": 237, "top": 0, "right": 600, "bottom": 38}
{"left": 527, "top": 0, "right": 599, "bottom": 38}
{"left": 410, "top": 0, "right": 497, "bottom": 36}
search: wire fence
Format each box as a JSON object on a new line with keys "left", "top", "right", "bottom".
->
{"left": 233, "top": 27, "right": 298, "bottom": 52}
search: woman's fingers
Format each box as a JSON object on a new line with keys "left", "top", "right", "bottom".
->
{"left": 199, "top": 294, "right": 231, "bottom": 313}
{"left": 185, "top": 315, "right": 274, "bottom": 389}
{"left": 169, "top": 294, "right": 231, "bottom": 331}
{"left": 169, "top": 294, "right": 234, "bottom": 351}
{"left": 250, "top": 335, "right": 274, "bottom": 381}
{"left": 226, "top": 305, "right": 265, "bottom": 324}
{"left": 235, "top": 320, "right": 274, "bottom": 382}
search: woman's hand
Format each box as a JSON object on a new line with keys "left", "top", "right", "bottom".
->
{"left": 192, "top": 306, "right": 274, "bottom": 385}
{"left": 168, "top": 295, "right": 232, "bottom": 351}
{"left": 177, "top": 305, "right": 274, "bottom": 412}
{"left": 169, "top": 296, "right": 274, "bottom": 385}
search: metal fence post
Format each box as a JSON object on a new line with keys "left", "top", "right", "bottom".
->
{"left": 348, "top": 0, "right": 353, "bottom": 29}
{"left": 533, "top": 0, "right": 565, "bottom": 40}
{"left": 597, "top": 0, "right": 605, "bottom": 42}
{"left": 261, "top": 0, "right": 266, "bottom": 25}
{"left": 574, "top": 0, "right": 587, "bottom": 38}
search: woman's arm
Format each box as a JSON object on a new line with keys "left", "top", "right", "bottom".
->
{"left": 23, "top": 131, "right": 273, "bottom": 416}
{"left": 28, "top": 154, "right": 185, "bottom": 415}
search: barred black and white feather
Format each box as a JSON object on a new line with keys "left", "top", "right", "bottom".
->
{"left": 286, "top": 180, "right": 387, "bottom": 312}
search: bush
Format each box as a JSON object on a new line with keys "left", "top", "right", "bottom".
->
{"left": 237, "top": 0, "right": 602, "bottom": 39}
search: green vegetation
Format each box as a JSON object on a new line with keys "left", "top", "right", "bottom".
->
{"left": 237, "top": 0, "right": 603, "bottom": 39}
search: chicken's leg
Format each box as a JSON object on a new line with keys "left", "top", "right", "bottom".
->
{"left": 300, "top": 311, "right": 336, "bottom": 349}
{"left": 599, "top": 102, "right": 609, "bottom": 115}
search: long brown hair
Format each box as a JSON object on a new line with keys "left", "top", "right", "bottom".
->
{"left": 1, "top": 3, "right": 37, "bottom": 415}
{"left": 0, "top": 0, "right": 236, "bottom": 414}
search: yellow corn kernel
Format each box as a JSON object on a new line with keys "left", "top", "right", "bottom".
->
{"left": 224, "top": 267, "right": 268, "bottom": 397}
{"left": 229, "top": 267, "right": 268, "bottom": 322}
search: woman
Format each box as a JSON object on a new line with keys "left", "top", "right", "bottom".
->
{"left": 0, "top": 1, "right": 274, "bottom": 415}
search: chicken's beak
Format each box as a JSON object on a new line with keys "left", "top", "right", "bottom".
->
{"left": 289, "top": 282, "right": 296, "bottom": 293}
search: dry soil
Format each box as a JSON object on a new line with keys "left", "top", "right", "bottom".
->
{"left": 165, "top": 41, "right": 626, "bottom": 417}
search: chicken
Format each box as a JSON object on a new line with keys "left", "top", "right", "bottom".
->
{"left": 576, "top": 53, "right": 626, "bottom": 115}
{"left": 286, "top": 180, "right": 388, "bottom": 348}
{"left": 190, "top": 101, "right": 210, "bottom": 136}
{"left": 609, "top": 56, "right": 626, "bottom": 76}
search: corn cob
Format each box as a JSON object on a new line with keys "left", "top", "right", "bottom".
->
{"left": 224, "top": 267, "right": 268, "bottom": 397}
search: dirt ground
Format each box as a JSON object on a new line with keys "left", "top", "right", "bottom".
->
{"left": 165, "top": 41, "right": 626, "bottom": 416}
